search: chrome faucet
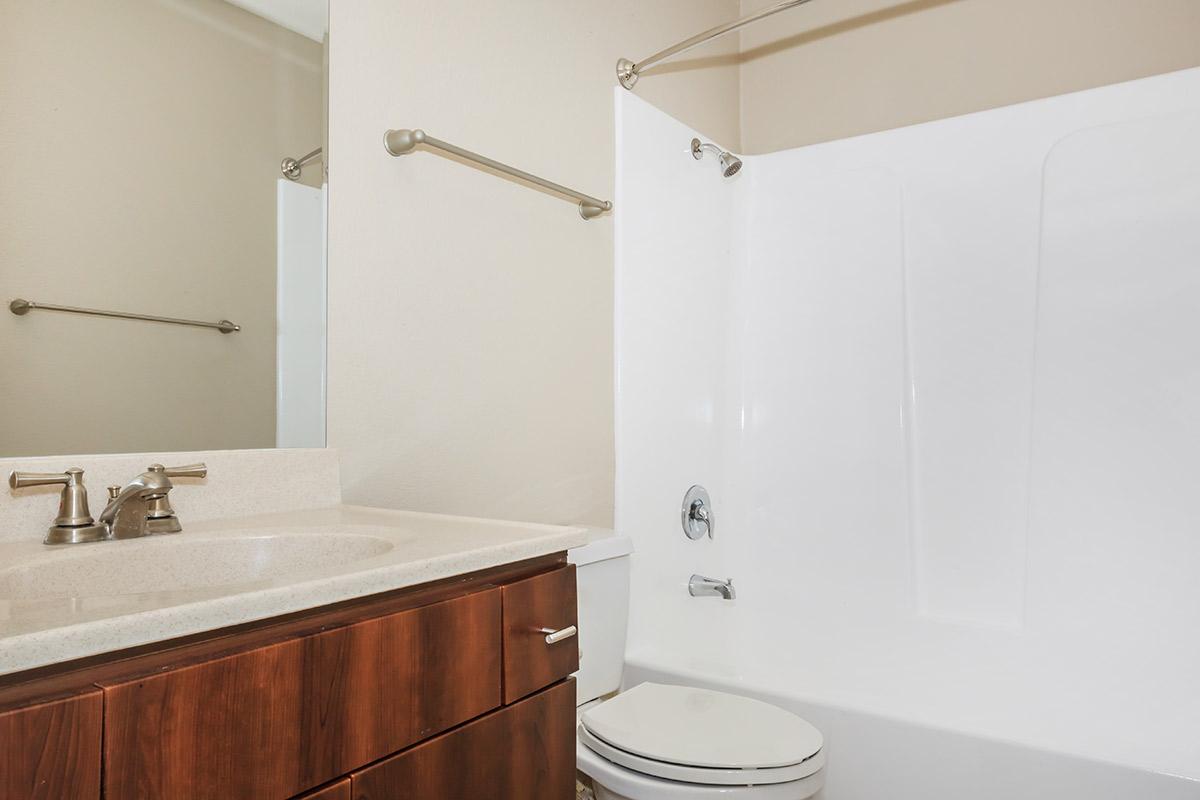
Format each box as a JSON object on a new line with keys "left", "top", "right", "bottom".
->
{"left": 688, "top": 574, "right": 736, "bottom": 600}
{"left": 9, "top": 463, "right": 207, "bottom": 544}
{"left": 101, "top": 466, "right": 173, "bottom": 539}
{"left": 101, "top": 463, "right": 207, "bottom": 537}
{"left": 681, "top": 485, "right": 714, "bottom": 540}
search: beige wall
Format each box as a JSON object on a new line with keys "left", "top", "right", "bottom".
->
{"left": 0, "top": 0, "right": 323, "bottom": 458}
{"left": 327, "top": 0, "right": 739, "bottom": 527}
{"left": 738, "top": 0, "right": 1200, "bottom": 152}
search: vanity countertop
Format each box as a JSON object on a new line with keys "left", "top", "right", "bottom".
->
{"left": 0, "top": 504, "right": 587, "bottom": 676}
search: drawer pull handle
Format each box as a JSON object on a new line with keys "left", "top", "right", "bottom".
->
{"left": 538, "top": 625, "right": 577, "bottom": 645}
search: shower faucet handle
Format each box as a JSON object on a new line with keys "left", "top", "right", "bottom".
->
{"left": 681, "top": 485, "right": 714, "bottom": 540}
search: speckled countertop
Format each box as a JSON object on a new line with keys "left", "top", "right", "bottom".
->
{"left": 0, "top": 505, "right": 586, "bottom": 676}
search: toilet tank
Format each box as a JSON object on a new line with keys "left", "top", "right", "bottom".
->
{"left": 568, "top": 531, "right": 633, "bottom": 706}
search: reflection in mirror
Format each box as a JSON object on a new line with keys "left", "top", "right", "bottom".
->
{"left": 0, "top": 0, "right": 328, "bottom": 458}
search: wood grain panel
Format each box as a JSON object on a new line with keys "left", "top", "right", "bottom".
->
{"left": 102, "top": 589, "right": 502, "bottom": 800}
{"left": 0, "top": 692, "right": 101, "bottom": 800}
{"left": 501, "top": 565, "right": 578, "bottom": 703}
{"left": 352, "top": 679, "right": 576, "bottom": 800}
{"left": 294, "top": 777, "right": 351, "bottom": 800}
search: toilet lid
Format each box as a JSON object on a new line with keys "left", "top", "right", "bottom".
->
{"left": 579, "top": 682, "right": 823, "bottom": 771}
{"left": 579, "top": 724, "right": 826, "bottom": 787}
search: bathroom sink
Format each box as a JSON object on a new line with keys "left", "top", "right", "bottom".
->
{"left": 0, "top": 504, "right": 587, "bottom": 676}
{"left": 0, "top": 532, "right": 395, "bottom": 599}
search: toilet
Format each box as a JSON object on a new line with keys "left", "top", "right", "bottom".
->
{"left": 570, "top": 536, "right": 826, "bottom": 800}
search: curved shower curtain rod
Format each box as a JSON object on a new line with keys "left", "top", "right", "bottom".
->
{"left": 616, "top": 0, "right": 816, "bottom": 90}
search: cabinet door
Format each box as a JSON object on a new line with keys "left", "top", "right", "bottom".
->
{"left": 352, "top": 678, "right": 576, "bottom": 800}
{"left": 102, "top": 588, "right": 502, "bottom": 800}
{"left": 0, "top": 692, "right": 102, "bottom": 800}
{"left": 501, "top": 565, "right": 579, "bottom": 703}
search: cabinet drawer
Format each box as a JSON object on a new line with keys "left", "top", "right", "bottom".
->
{"left": 352, "top": 678, "right": 576, "bottom": 800}
{"left": 0, "top": 692, "right": 102, "bottom": 800}
{"left": 501, "top": 565, "right": 578, "bottom": 703}
{"left": 101, "top": 588, "right": 502, "bottom": 800}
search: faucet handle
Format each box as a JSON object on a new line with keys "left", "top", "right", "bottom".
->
{"left": 9, "top": 467, "right": 107, "bottom": 543}
{"left": 148, "top": 463, "right": 208, "bottom": 479}
{"left": 10, "top": 468, "right": 81, "bottom": 490}
{"left": 681, "top": 485, "right": 714, "bottom": 540}
{"left": 143, "top": 464, "right": 205, "bottom": 534}
{"left": 9, "top": 467, "right": 96, "bottom": 526}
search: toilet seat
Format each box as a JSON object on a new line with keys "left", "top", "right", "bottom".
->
{"left": 578, "top": 683, "right": 825, "bottom": 787}
{"left": 578, "top": 736, "right": 826, "bottom": 799}
{"left": 579, "top": 723, "right": 825, "bottom": 786}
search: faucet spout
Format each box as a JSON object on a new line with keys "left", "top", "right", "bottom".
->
{"left": 688, "top": 574, "right": 736, "bottom": 600}
{"left": 99, "top": 470, "right": 174, "bottom": 539}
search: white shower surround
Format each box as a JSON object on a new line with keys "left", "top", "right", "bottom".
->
{"left": 615, "top": 68, "right": 1200, "bottom": 796}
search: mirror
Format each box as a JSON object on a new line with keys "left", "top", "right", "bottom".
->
{"left": 0, "top": 0, "right": 328, "bottom": 458}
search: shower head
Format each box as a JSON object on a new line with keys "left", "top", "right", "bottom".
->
{"left": 719, "top": 151, "right": 743, "bottom": 177}
{"left": 691, "top": 138, "right": 743, "bottom": 178}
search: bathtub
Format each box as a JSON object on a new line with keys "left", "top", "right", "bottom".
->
{"left": 622, "top": 659, "right": 1199, "bottom": 800}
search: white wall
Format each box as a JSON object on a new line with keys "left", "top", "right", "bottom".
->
{"left": 616, "top": 69, "right": 1200, "bottom": 786}
{"left": 276, "top": 180, "right": 327, "bottom": 449}
{"left": 326, "top": 0, "right": 740, "bottom": 528}
{"left": 615, "top": 92, "right": 746, "bottom": 671}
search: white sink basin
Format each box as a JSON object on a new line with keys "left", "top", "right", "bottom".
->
{"left": 0, "top": 532, "right": 395, "bottom": 599}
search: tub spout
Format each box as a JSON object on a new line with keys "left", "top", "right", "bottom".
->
{"left": 689, "top": 574, "right": 736, "bottom": 600}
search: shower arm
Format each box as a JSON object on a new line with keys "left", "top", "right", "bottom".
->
{"left": 617, "top": 0, "right": 816, "bottom": 90}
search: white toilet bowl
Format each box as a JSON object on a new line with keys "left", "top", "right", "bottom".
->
{"left": 576, "top": 683, "right": 825, "bottom": 800}
{"left": 567, "top": 537, "right": 825, "bottom": 799}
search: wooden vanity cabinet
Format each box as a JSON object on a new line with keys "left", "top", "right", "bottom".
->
{"left": 353, "top": 678, "right": 577, "bottom": 800}
{"left": 0, "top": 554, "right": 579, "bottom": 800}
{"left": 501, "top": 565, "right": 579, "bottom": 703}
{"left": 0, "top": 692, "right": 102, "bottom": 800}
{"left": 102, "top": 589, "right": 503, "bottom": 800}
